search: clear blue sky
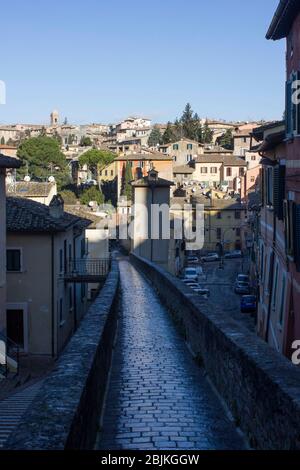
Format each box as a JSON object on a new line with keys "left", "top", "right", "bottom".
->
{"left": 0, "top": 0, "right": 284, "bottom": 125}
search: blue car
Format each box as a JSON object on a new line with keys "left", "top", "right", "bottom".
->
{"left": 241, "top": 295, "right": 257, "bottom": 313}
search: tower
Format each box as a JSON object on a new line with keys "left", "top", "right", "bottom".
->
{"left": 50, "top": 110, "right": 59, "bottom": 126}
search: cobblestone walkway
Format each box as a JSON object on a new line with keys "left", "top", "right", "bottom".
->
{"left": 97, "top": 258, "right": 246, "bottom": 450}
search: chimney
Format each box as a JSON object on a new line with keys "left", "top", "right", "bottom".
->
{"left": 49, "top": 194, "right": 64, "bottom": 219}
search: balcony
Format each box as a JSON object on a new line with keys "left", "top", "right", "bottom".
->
{"left": 63, "top": 258, "right": 111, "bottom": 283}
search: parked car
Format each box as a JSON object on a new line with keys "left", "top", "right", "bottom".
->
{"left": 187, "top": 256, "right": 199, "bottom": 264}
{"left": 235, "top": 281, "right": 251, "bottom": 295}
{"left": 225, "top": 250, "right": 242, "bottom": 259}
{"left": 236, "top": 274, "right": 250, "bottom": 284}
{"left": 241, "top": 295, "right": 257, "bottom": 313}
{"left": 201, "top": 253, "right": 219, "bottom": 263}
{"left": 183, "top": 267, "right": 198, "bottom": 282}
{"left": 184, "top": 282, "right": 210, "bottom": 298}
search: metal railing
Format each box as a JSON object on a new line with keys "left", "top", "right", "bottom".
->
{"left": 64, "top": 258, "right": 111, "bottom": 281}
{"left": 0, "top": 332, "right": 20, "bottom": 378}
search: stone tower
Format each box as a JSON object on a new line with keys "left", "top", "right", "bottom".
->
{"left": 50, "top": 110, "right": 59, "bottom": 126}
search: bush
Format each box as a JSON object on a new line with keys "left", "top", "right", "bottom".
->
{"left": 59, "top": 190, "right": 78, "bottom": 205}
{"left": 80, "top": 186, "right": 104, "bottom": 205}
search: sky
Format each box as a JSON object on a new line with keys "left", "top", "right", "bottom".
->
{"left": 0, "top": 0, "right": 285, "bottom": 125}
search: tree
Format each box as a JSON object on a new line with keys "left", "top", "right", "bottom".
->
{"left": 59, "top": 189, "right": 78, "bottom": 205}
{"left": 0, "top": 137, "right": 5, "bottom": 145}
{"left": 68, "top": 134, "right": 75, "bottom": 145}
{"left": 216, "top": 129, "right": 233, "bottom": 150}
{"left": 79, "top": 149, "right": 116, "bottom": 180}
{"left": 202, "top": 120, "right": 213, "bottom": 144}
{"left": 162, "top": 122, "right": 177, "bottom": 144}
{"left": 121, "top": 161, "right": 133, "bottom": 199}
{"left": 148, "top": 127, "right": 162, "bottom": 147}
{"left": 80, "top": 136, "right": 92, "bottom": 147}
{"left": 80, "top": 186, "right": 104, "bottom": 205}
{"left": 17, "top": 136, "right": 69, "bottom": 188}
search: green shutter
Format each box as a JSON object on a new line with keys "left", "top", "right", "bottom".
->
{"left": 286, "top": 80, "right": 292, "bottom": 137}
{"left": 294, "top": 204, "right": 300, "bottom": 272}
{"left": 273, "top": 165, "right": 285, "bottom": 220}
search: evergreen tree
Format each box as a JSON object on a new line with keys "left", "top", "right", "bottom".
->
{"left": 121, "top": 161, "right": 133, "bottom": 200}
{"left": 162, "top": 122, "right": 177, "bottom": 144}
{"left": 202, "top": 120, "right": 213, "bottom": 144}
{"left": 0, "top": 137, "right": 5, "bottom": 145}
{"left": 216, "top": 129, "right": 233, "bottom": 150}
{"left": 79, "top": 149, "right": 115, "bottom": 180}
{"left": 148, "top": 127, "right": 162, "bottom": 147}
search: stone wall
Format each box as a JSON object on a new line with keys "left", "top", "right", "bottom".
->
{"left": 7, "top": 261, "right": 119, "bottom": 450}
{"left": 130, "top": 253, "right": 300, "bottom": 450}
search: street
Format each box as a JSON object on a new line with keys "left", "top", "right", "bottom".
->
{"left": 197, "top": 259, "right": 256, "bottom": 332}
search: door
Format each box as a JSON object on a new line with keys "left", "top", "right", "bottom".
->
{"left": 7, "top": 310, "right": 24, "bottom": 349}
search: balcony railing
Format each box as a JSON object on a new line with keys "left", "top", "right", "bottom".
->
{"left": 0, "top": 333, "right": 20, "bottom": 378}
{"left": 63, "top": 258, "right": 111, "bottom": 282}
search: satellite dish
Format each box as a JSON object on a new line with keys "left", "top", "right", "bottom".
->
{"left": 24, "top": 176, "right": 31, "bottom": 182}
{"left": 89, "top": 201, "right": 95, "bottom": 207}
{"left": 48, "top": 176, "right": 55, "bottom": 183}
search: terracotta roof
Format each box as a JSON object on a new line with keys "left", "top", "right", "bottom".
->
{"left": 6, "top": 182, "right": 56, "bottom": 197}
{"left": 64, "top": 205, "right": 108, "bottom": 229}
{"left": 131, "top": 176, "right": 174, "bottom": 188}
{"left": 173, "top": 165, "right": 195, "bottom": 174}
{"left": 114, "top": 152, "right": 173, "bottom": 161}
{"left": 194, "top": 155, "right": 247, "bottom": 166}
{"left": 6, "top": 197, "right": 91, "bottom": 233}
{"left": 0, "top": 154, "right": 21, "bottom": 169}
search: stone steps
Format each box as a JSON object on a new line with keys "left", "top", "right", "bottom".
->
{"left": 0, "top": 381, "right": 42, "bottom": 448}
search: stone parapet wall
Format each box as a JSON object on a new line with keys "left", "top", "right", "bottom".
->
{"left": 7, "top": 261, "right": 119, "bottom": 450}
{"left": 131, "top": 253, "right": 300, "bottom": 450}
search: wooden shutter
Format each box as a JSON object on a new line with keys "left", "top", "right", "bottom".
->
{"left": 273, "top": 165, "right": 286, "bottom": 220}
{"left": 293, "top": 204, "right": 300, "bottom": 272}
{"left": 297, "top": 72, "right": 300, "bottom": 135}
{"left": 286, "top": 80, "right": 292, "bottom": 137}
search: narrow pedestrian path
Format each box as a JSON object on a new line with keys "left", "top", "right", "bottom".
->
{"left": 97, "top": 258, "right": 245, "bottom": 450}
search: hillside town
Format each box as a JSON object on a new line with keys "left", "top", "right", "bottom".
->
{"left": 0, "top": 0, "right": 300, "bottom": 456}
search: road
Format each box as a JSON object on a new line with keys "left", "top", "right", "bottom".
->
{"left": 200, "top": 258, "right": 256, "bottom": 332}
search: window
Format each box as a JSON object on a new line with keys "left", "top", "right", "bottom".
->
{"left": 236, "top": 228, "right": 241, "bottom": 237}
{"left": 210, "top": 167, "right": 217, "bottom": 174}
{"left": 285, "top": 71, "right": 300, "bottom": 138}
{"left": 216, "top": 228, "right": 222, "bottom": 240}
{"left": 173, "top": 144, "right": 179, "bottom": 150}
{"left": 235, "top": 210, "right": 241, "bottom": 220}
{"left": 59, "top": 298, "right": 63, "bottom": 325}
{"left": 272, "top": 262, "right": 279, "bottom": 310}
{"left": 217, "top": 212, "right": 222, "bottom": 219}
{"left": 251, "top": 176, "right": 255, "bottom": 183}
{"left": 239, "top": 168, "right": 245, "bottom": 177}
{"left": 187, "top": 144, "right": 193, "bottom": 150}
{"left": 7, "top": 249, "right": 21, "bottom": 272}
{"left": 186, "top": 155, "right": 193, "bottom": 162}
{"left": 226, "top": 167, "right": 232, "bottom": 177}
{"left": 81, "top": 283, "right": 86, "bottom": 301}
{"left": 201, "top": 167, "right": 208, "bottom": 174}
{"left": 105, "top": 170, "right": 108, "bottom": 176}
{"left": 278, "top": 274, "right": 286, "bottom": 327}
{"left": 251, "top": 155, "right": 256, "bottom": 161}
{"left": 69, "top": 287, "right": 73, "bottom": 312}
{"left": 273, "top": 165, "right": 286, "bottom": 220}
{"left": 59, "top": 249, "right": 63, "bottom": 273}
{"left": 81, "top": 238, "right": 86, "bottom": 257}
{"left": 111, "top": 170, "right": 114, "bottom": 176}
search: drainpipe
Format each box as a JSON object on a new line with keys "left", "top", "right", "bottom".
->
{"left": 51, "top": 234, "right": 55, "bottom": 358}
